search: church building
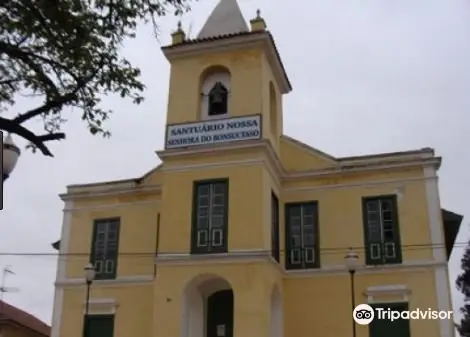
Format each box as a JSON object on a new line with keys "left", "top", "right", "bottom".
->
{"left": 50, "top": 0, "right": 463, "bottom": 337}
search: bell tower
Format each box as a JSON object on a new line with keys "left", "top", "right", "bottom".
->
{"left": 155, "top": 4, "right": 290, "bottom": 337}
{"left": 161, "top": 0, "right": 291, "bottom": 153}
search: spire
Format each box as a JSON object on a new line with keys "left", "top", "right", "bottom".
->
{"left": 197, "top": 0, "right": 249, "bottom": 39}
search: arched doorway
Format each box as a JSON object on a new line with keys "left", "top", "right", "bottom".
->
{"left": 181, "top": 274, "right": 234, "bottom": 337}
{"left": 207, "top": 289, "right": 233, "bottom": 337}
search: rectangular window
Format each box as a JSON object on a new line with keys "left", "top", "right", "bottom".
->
{"left": 285, "top": 202, "right": 319, "bottom": 270}
{"left": 85, "top": 315, "right": 115, "bottom": 337}
{"left": 362, "top": 195, "right": 402, "bottom": 265}
{"left": 191, "top": 179, "right": 229, "bottom": 254}
{"left": 271, "top": 192, "right": 280, "bottom": 262}
{"left": 90, "top": 218, "right": 120, "bottom": 280}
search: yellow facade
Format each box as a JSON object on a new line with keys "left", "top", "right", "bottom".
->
{"left": 50, "top": 2, "right": 457, "bottom": 337}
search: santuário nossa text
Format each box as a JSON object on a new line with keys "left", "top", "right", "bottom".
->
{"left": 165, "top": 115, "right": 261, "bottom": 149}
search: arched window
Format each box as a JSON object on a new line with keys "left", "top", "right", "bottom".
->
{"left": 208, "top": 82, "right": 228, "bottom": 116}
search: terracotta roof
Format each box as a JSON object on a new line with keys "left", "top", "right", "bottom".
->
{"left": 0, "top": 300, "right": 50, "bottom": 336}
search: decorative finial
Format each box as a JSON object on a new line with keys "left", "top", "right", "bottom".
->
{"left": 250, "top": 8, "right": 266, "bottom": 31}
{"left": 171, "top": 19, "right": 186, "bottom": 44}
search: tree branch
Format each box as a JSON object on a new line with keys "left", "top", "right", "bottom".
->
{"left": 36, "top": 133, "right": 66, "bottom": 142}
{"left": 0, "top": 117, "right": 65, "bottom": 156}
{"left": 13, "top": 57, "right": 106, "bottom": 125}
{"left": 13, "top": 91, "right": 78, "bottom": 124}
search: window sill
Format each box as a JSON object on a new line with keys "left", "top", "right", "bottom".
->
{"left": 156, "top": 250, "right": 270, "bottom": 265}
{"left": 366, "top": 261, "right": 403, "bottom": 267}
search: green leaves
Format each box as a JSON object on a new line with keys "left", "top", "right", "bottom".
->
{"left": 456, "top": 241, "right": 470, "bottom": 336}
{"left": 0, "top": 0, "right": 193, "bottom": 155}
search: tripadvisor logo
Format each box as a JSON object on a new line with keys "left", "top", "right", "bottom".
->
{"left": 353, "top": 304, "right": 452, "bottom": 325}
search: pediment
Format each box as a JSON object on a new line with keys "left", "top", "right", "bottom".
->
{"left": 280, "top": 135, "right": 338, "bottom": 171}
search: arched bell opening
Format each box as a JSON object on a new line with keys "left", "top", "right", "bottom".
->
{"left": 199, "top": 66, "right": 231, "bottom": 120}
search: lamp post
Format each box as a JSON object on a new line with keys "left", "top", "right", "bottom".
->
{"left": 345, "top": 247, "right": 359, "bottom": 337}
{"left": 2, "top": 134, "right": 21, "bottom": 182}
{"left": 83, "top": 263, "right": 95, "bottom": 337}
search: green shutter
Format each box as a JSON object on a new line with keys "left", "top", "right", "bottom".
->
{"left": 363, "top": 198, "right": 383, "bottom": 265}
{"left": 383, "top": 196, "right": 402, "bottom": 264}
{"left": 108, "top": 219, "right": 120, "bottom": 278}
{"left": 285, "top": 202, "right": 319, "bottom": 270}
{"left": 369, "top": 303, "right": 410, "bottom": 337}
{"left": 271, "top": 192, "right": 280, "bottom": 262}
{"left": 86, "top": 315, "right": 115, "bottom": 337}
{"left": 285, "top": 203, "right": 299, "bottom": 270}
{"left": 90, "top": 218, "right": 120, "bottom": 280}
{"left": 191, "top": 179, "right": 229, "bottom": 254}
{"left": 90, "top": 221, "right": 99, "bottom": 264}
{"left": 362, "top": 196, "right": 402, "bottom": 265}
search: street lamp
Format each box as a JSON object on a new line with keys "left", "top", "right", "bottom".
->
{"left": 345, "top": 247, "right": 359, "bottom": 337}
{"left": 83, "top": 263, "right": 95, "bottom": 337}
{"left": 2, "top": 134, "right": 20, "bottom": 182}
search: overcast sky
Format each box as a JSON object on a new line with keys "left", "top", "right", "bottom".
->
{"left": 0, "top": 0, "right": 469, "bottom": 330}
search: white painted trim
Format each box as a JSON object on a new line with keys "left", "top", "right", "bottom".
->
{"left": 156, "top": 249, "right": 270, "bottom": 266}
{"left": 51, "top": 200, "right": 74, "bottom": 337}
{"left": 157, "top": 138, "right": 439, "bottom": 178}
{"left": 56, "top": 275, "right": 154, "bottom": 287}
{"left": 162, "top": 157, "right": 436, "bottom": 182}
{"left": 83, "top": 298, "right": 118, "bottom": 315}
{"left": 364, "top": 285, "right": 411, "bottom": 303}
{"left": 157, "top": 250, "right": 445, "bottom": 275}
{"left": 424, "top": 166, "right": 453, "bottom": 337}
{"left": 284, "top": 158, "right": 440, "bottom": 180}
{"left": 61, "top": 137, "right": 440, "bottom": 200}
{"left": 367, "top": 284, "right": 408, "bottom": 292}
{"left": 161, "top": 158, "right": 264, "bottom": 172}
{"left": 367, "top": 298, "right": 409, "bottom": 304}
{"left": 64, "top": 199, "right": 160, "bottom": 212}
{"left": 157, "top": 139, "right": 269, "bottom": 159}
{"left": 284, "top": 176, "right": 432, "bottom": 193}
{"left": 161, "top": 158, "right": 434, "bottom": 194}
{"left": 153, "top": 158, "right": 439, "bottom": 201}
{"left": 286, "top": 260, "right": 446, "bottom": 277}
{"left": 424, "top": 167, "right": 447, "bottom": 263}
{"left": 86, "top": 298, "right": 116, "bottom": 305}
{"left": 61, "top": 185, "right": 161, "bottom": 200}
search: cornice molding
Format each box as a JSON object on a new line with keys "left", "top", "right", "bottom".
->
{"left": 156, "top": 249, "right": 271, "bottom": 266}
{"left": 285, "top": 260, "right": 446, "bottom": 277}
{"left": 56, "top": 275, "right": 154, "bottom": 287}
{"left": 284, "top": 158, "right": 441, "bottom": 181}
{"left": 156, "top": 139, "right": 268, "bottom": 158}
{"left": 60, "top": 185, "right": 161, "bottom": 201}
{"left": 54, "top": 256, "right": 446, "bottom": 288}
{"left": 60, "top": 138, "right": 440, "bottom": 200}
